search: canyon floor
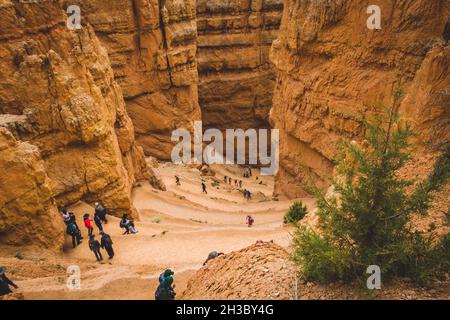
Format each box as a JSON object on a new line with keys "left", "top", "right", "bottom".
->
{"left": 0, "top": 161, "right": 448, "bottom": 300}
{"left": 0, "top": 162, "right": 302, "bottom": 300}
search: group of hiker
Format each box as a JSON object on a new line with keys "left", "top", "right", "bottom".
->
{"left": 173, "top": 175, "right": 209, "bottom": 195}
{"left": 60, "top": 202, "right": 116, "bottom": 262}
{"left": 223, "top": 175, "right": 243, "bottom": 188}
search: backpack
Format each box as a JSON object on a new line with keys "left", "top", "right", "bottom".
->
{"left": 102, "top": 235, "right": 112, "bottom": 246}
{"left": 67, "top": 223, "right": 77, "bottom": 235}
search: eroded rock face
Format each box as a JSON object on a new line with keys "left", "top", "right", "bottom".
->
{"left": 197, "top": 0, "right": 283, "bottom": 131}
{"left": 0, "top": 128, "right": 64, "bottom": 248}
{"left": 64, "top": 0, "right": 201, "bottom": 159}
{"left": 270, "top": 0, "right": 449, "bottom": 197}
{"left": 181, "top": 242, "right": 296, "bottom": 299}
{"left": 0, "top": 0, "right": 157, "bottom": 248}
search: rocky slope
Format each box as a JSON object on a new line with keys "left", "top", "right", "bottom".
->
{"left": 197, "top": 0, "right": 282, "bottom": 131}
{"left": 0, "top": 0, "right": 157, "bottom": 248}
{"left": 270, "top": 0, "right": 449, "bottom": 197}
{"left": 64, "top": 0, "right": 201, "bottom": 159}
{"left": 181, "top": 242, "right": 297, "bottom": 300}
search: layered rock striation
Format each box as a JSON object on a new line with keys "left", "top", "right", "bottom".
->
{"left": 65, "top": 0, "right": 201, "bottom": 159}
{"left": 197, "top": 0, "right": 283, "bottom": 131}
{"left": 270, "top": 0, "right": 449, "bottom": 197}
{"left": 0, "top": 0, "right": 157, "bottom": 247}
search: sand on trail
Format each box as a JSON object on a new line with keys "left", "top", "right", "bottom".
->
{"left": 4, "top": 163, "right": 313, "bottom": 300}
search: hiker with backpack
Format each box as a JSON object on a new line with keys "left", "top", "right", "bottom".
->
{"left": 155, "top": 269, "right": 176, "bottom": 300}
{"left": 158, "top": 269, "right": 174, "bottom": 284}
{"left": 68, "top": 212, "right": 81, "bottom": 235}
{"left": 120, "top": 214, "right": 138, "bottom": 235}
{"left": 95, "top": 202, "right": 108, "bottom": 224}
{"left": 67, "top": 222, "right": 82, "bottom": 248}
{"left": 246, "top": 215, "right": 254, "bottom": 227}
{"left": 94, "top": 212, "right": 103, "bottom": 232}
{"left": 100, "top": 231, "right": 114, "bottom": 259}
{"left": 83, "top": 214, "right": 94, "bottom": 237}
{"left": 88, "top": 235, "right": 103, "bottom": 262}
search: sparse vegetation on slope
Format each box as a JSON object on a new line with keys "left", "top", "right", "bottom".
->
{"left": 292, "top": 93, "right": 450, "bottom": 286}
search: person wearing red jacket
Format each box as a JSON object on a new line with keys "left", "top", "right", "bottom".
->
{"left": 83, "top": 213, "right": 94, "bottom": 236}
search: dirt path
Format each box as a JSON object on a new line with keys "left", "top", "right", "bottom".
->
{"left": 5, "top": 163, "right": 311, "bottom": 300}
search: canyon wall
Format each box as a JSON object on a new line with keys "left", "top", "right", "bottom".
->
{"left": 65, "top": 0, "right": 201, "bottom": 159}
{"left": 270, "top": 0, "right": 449, "bottom": 197}
{"left": 0, "top": 0, "right": 155, "bottom": 247}
{"left": 197, "top": 0, "right": 282, "bottom": 130}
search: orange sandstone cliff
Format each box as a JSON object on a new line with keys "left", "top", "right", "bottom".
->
{"left": 0, "top": 0, "right": 156, "bottom": 248}
{"left": 197, "top": 0, "right": 283, "bottom": 131}
{"left": 270, "top": 0, "right": 449, "bottom": 197}
{"left": 64, "top": 0, "right": 201, "bottom": 159}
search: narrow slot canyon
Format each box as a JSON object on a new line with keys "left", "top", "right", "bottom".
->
{"left": 0, "top": 0, "right": 448, "bottom": 301}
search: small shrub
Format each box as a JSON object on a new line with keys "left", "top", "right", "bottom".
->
{"left": 284, "top": 201, "right": 308, "bottom": 224}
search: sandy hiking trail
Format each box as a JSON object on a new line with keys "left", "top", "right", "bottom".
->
{"left": 3, "top": 163, "right": 310, "bottom": 300}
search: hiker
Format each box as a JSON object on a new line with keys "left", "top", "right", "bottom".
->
{"left": 175, "top": 175, "right": 181, "bottom": 186}
{"left": 234, "top": 179, "right": 238, "bottom": 186}
{"left": 224, "top": 175, "right": 227, "bottom": 183}
{"left": 95, "top": 202, "right": 108, "bottom": 224}
{"left": 203, "top": 251, "right": 224, "bottom": 266}
{"left": 228, "top": 177, "right": 232, "bottom": 184}
{"left": 249, "top": 167, "right": 252, "bottom": 177}
{"left": 100, "top": 231, "right": 114, "bottom": 259}
{"left": 120, "top": 214, "right": 138, "bottom": 235}
{"left": 94, "top": 212, "right": 103, "bottom": 232}
{"left": 69, "top": 212, "right": 83, "bottom": 238}
{"left": 61, "top": 208, "right": 70, "bottom": 225}
{"left": 155, "top": 270, "right": 176, "bottom": 300}
{"left": 247, "top": 190, "right": 252, "bottom": 200}
{"left": 239, "top": 180, "right": 242, "bottom": 188}
{"left": 159, "top": 269, "right": 174, "bottom": 284}
{"left": 67, "top": 222, "right": 82, "bottom": 248}
{"left": 0, "top": 267, "right": 18, "bottom": 297}
{"left": 201, "top": 181, "right": 207, "bottom": 194}
{"left": 83, "top": 213, "right": 94, "bottom": 237}
{"left": 88, "top": 235, "right": 103, "bottom": 262}
{"left": 246, "top": 215, "right": 254, "bottom": 227}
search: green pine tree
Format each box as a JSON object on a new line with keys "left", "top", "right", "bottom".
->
{"left": 292, "top": 91, "right": 449, "bottom": 285}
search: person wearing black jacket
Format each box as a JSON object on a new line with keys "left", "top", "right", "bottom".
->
{"left": 100, "top": 232, "right": 114, "bottom": 259}
{"left": 95, "top": 202, "right": 108, "bottom": 224}
{"left": 0, "top": 267, "right": 18, "bottom": 296}
{"left": 94, "top": 212, "right": 103, "bottom": 232}
{"left": 68, "top": 212, "right": 83, "bottom": 239}
{"left": 88, "top": 235, "right": 103, "bottom": 262}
